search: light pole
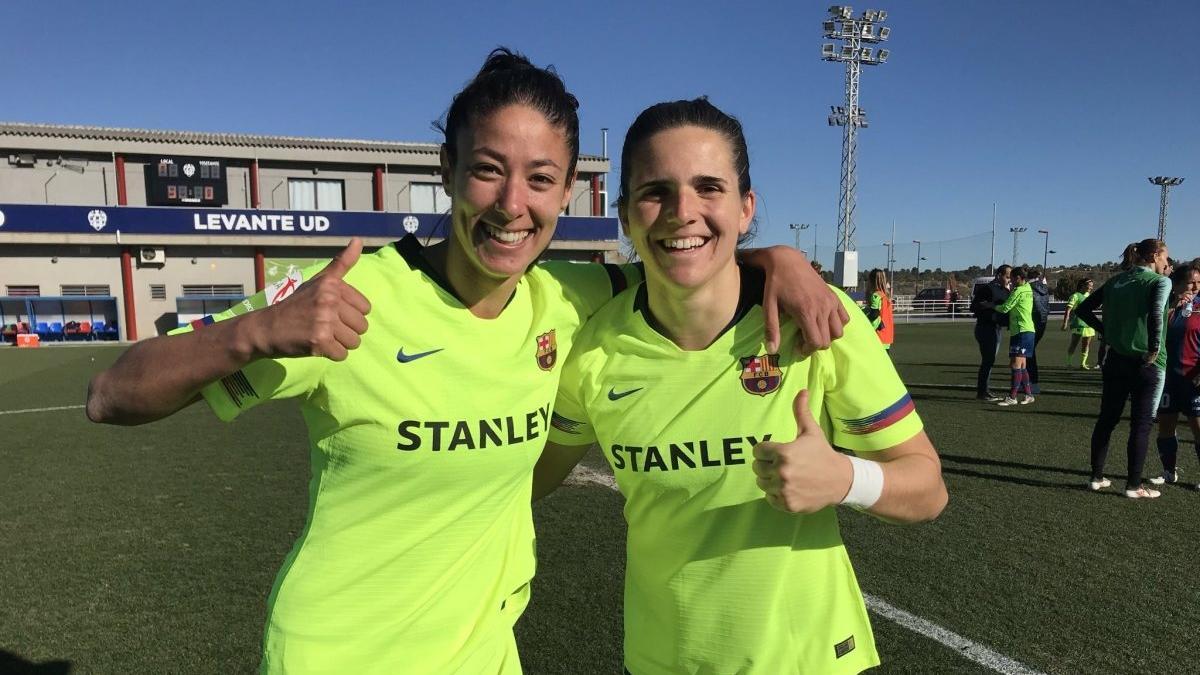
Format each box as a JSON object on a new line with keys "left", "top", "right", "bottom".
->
{"left": 789, "top": 223, "right": 815, "bottom": 259}
{"left": 912, "top": 239, "right": 922, "bottom": 293}
{"left": 1148, "top": 176, "right": 1183, "bottom": 242}
{"left": 1010, "top": 226, "right": 1028, "bottom": 266}
{"left": 1037, "top": 229, "right": 1050, "bottom": 271}
{"left": 882, "top": 241, "right": 895, "bottom": 289}
{"left": 822, "top": 6, "right": 890, "bottom": 288}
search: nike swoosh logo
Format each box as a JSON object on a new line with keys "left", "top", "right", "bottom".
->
{"left": 607, "top": 387, "right": 643, "bottom": 401}
{"left": 397, "top": 347, "right": 444, "bottom": 363}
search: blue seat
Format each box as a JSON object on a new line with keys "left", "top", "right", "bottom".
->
{"left": 49, "top": 322, "right": 64, "bottom": 341}
{"left": 35, "top": 322, "right": 52, "bottom": 340}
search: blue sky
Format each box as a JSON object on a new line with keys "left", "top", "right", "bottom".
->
{"left": 4, "top": 0, "right": 1197, "bottom": 269}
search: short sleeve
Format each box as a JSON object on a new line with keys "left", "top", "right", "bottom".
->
{"left": 820, "top": 289, "right": 923, "bottom": 453}
{"left": 167, "top": 262, "right": 332, "bottom": 422}
{"left": 547, "top": 347, "right": 597, "bottom": 447}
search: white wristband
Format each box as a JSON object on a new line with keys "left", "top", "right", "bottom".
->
{"left": 840, "top": 456, "right": 884, "bottom": 510}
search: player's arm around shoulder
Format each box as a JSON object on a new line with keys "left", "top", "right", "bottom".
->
{"left": 86, "top": 239, "right": 371, "bottom": 426}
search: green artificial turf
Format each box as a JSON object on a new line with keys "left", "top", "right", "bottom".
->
{"left": 1, "top": 324, "right": 1196, "bottom": 674}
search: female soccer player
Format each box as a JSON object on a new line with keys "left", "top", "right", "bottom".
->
{"left": 995, "top": 266, "right": 1036, "bottom": 406}
{"left": 1063, "top": 278, "right": 1096, "bottom": 369}
{"left": 1076, "top": 238, "right": 1172, "bottom": 499}
{"left": 534, "top": 98, "right": 947, "bottom": 674}
{"left": 85, "top": 51, "right": 845, "bottom": 673}
{"left": 1150, "top": 261, "right": 1200, "bottom": 486}
{"left": 863, "top": 268, "right": 894, "bottom": 351}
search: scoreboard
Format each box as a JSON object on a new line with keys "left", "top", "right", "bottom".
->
{"left": 144, "top": 156, "right": 228, "bottom": 206}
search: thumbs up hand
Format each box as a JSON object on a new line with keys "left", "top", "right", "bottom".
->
{"left": 751, "top": 390, "right": 853, "bottom": 514}
{"left": 244, "top": 238, "right": 373, "bottom": 361}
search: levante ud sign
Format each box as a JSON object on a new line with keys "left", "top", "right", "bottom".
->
{"left": 0, "top": 204, "right": 617, "bottom": 241}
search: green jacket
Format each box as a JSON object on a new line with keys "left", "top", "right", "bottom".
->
{"left": 997, "top": 283, "right": 1034, "bottom": 334}
{"left": 1076, "top": 266, "right": 1171, "bottom": 369}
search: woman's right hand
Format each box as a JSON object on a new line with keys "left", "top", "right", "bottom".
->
{"left": 243, "top": 238, "right": 372, "bottom": 361}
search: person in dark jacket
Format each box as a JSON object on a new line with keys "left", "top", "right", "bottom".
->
{"left": 1027, "top": 268, "right": 1051, "bottom": 394}
{"left": 971, "top": 265, "right": 1012, "bottom": 400}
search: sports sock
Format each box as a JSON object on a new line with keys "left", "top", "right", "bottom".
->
{"left": 1158, "top": 436, "right": 1179, "bottom": 475}
{"left": 1021, "top": 369, "right": 1033, "bottom": 395}
{"left": 1080, "top": 346, "right": 1090, "bottom": 367}
{"left": 1010, "top": 369, "right": 1020, "bottom": 398}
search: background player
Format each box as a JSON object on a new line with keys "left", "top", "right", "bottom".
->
{"left": 1150, "top": 261, "right": 1200, "bottom": 487}
{"left": 995, "top": 266, "right": 1036, "bottom": 406}
{"left": 1076, "top": 239, "right": 1172, "bottom": 499}
{"left": 863, "top": 268, "right": 894, "bottom": 352}
{"left": 85, "top": 50, "right": 845, "bottom": 673}
{"left": 1063, "top": 278, "right": 1096, "bottom": 369}
{"left": 533, "top": 98, "right": 946, "bottom": 674}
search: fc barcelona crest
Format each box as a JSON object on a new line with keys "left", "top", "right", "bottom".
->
{"left": 536, "top": 330, "right": 558, "bottom": 371}
{"left": 739, "top": 354, "right": 782, "bottom": 396}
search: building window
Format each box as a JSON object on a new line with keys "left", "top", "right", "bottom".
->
{"left": 60, "top": 284, "right": 111, "bottom": 296}
{"left": 150, "top": 284, "right": 167, "bottom": 300}
{"left": 410, "top": 182, "right": 450, "bottom": 213}
{"left": 181, "top": 284, "right": 245, "bottom": 297}
{"left": 5, "top": 285, "right": 40, "bottom": 296}
{"left": 289, "top": 179, "right": 344, "bottom": 211}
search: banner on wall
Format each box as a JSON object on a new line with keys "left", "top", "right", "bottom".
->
{"left": 0, "top": 204, "right": 618, "bottom": 242}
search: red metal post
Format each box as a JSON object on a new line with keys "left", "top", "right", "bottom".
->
{"left": 119, "top": 248, "right": 137, "bottom": 341}
{"left": 249, "top": 159, "right": 261, "bottom": 208}
{"left": 590, "top": 174, "right": 601, "bottom": 216}
{"left": 373, "top": 166, "right": 385, "bottom": 211}
{"left": 254, "top": 248, "right": 266, "bottom": 292}
{"left": 115, "top": 154, "right": 128, "bottom": 205}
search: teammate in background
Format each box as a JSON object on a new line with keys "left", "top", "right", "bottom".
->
{"left": 533, "top": 98, "right": 946, "bottom": 675}
{"left": 1076, "top": 238, "right": 1172, "bottom": 499}
{"left": 995, "top": 266, "right": 1036, "bottom": 406}
{"left": 971, "top": 265, "right": 1012, "bottom": 401}
{"left": 1027, "top": 268, "right": 1051, "bottom": 394}
{"left": 1063, "top": 278, "right": 1096, "bottom": 369}
{"left": 1149, "top": 261, "right": 1200, "bottom": 487}
{"left": 84, "top": 50, "right": 846, "bottom": 673}
{"left": 863, "top": 268, "right": 894, "bottom": 352}
{"left": 1095, "top": 243, "right": 1143, "bottom": 370}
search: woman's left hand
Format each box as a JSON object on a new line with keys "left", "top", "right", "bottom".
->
{"left": 752, "top": 390, "right": 852, "bottom": 514}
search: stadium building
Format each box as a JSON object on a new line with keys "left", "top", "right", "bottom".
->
{"left": 0, "top": 122, "right": 618, "bottom": 342}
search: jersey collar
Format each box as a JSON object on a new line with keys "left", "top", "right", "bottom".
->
{"left": 393, "top": 234, "right": 519, "bottom": 311}
{"left": 633, "top": 263, "right": 764, "bottom": 345}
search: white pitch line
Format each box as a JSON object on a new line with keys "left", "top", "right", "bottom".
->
{"left": 906, "top": 381, "right": 1100, "bottom": 397}
{"left": 0, "top": 404, "right": 86, "bottom": 416}
{"left": 563, "top": 464, "right": 1046, "bottom": 675}
{"left": 863, "top": 594, "right": 1046, "bottom": 675}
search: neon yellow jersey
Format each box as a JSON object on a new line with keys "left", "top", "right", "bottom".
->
{"left": 997, "top": 283, "right": 1035, "bottom": 334}
{"left": 1067, "top": 291, "right": 1092, "bottom": 331}
{"left": 173, "top": 236, "right": 632, "bottom": 674}
{"left": 548, "top": 267, "right": 923, "bottom": 675}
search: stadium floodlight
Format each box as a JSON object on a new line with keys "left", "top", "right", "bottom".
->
{"left": 1010, "top": 226, "right": 1028, "bottom": 265}
{"left": 822, "top": 43, "right": 836, "bottom": 58}
{"left": 1148, "top": 176, "right": 1184, "bottom": 241}
{"left": 820, "top": 5, "right": 891, "bottom": 289}
{"left": 823, "top": 20, "right": 837, "bottom": 36}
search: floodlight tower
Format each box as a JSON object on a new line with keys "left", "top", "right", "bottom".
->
{"left": 1148, "top": 176, "right": 1183, "bottom": 242}
{"left": 1036, "top": 229, "right": 1050, "bottom": 271}
{"left": 1010, "top": 226, "right": 1028, "bottom": 265}
{"left": 789, "top": 222, "right": 814, "bottom": 257}
{"left": 822, "top": 5, "right": 891, "bottom": 288}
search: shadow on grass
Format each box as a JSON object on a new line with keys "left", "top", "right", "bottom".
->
{"left": 941, "top": 466, "right": 1087, "bottom": 491}
{"left": 939, "top": 453, "right": 1091, "bottom": 477}
{"left": 976, "top": 407, "right": 1099, "bottom": 420}
{"left": 0, "top": 651, "right": 71, "bottom": 675}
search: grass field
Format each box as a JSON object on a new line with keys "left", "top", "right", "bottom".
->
{"left": 2, "top": 322, "right": 1198, "bottom": 674}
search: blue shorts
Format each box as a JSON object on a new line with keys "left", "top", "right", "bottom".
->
{"left": 1009, "top": 331, "right": 1035, "bottom": 357}
{"left": 1158, "top": 374, "right": 1200, "bottom": 417}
